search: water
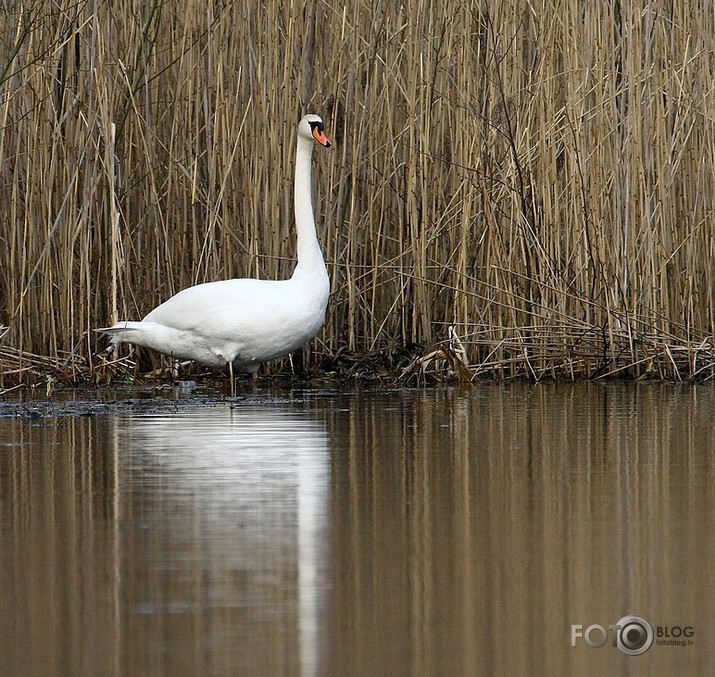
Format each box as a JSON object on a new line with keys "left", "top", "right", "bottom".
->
{"left": 0, "top": 383, "right": 712, "bottom": 676}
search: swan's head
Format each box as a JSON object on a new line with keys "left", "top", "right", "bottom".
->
{"left": 299, "top": 114, "right": 332, "bottom": 148}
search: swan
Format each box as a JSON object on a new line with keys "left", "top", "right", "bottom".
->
{"left": 97, "top": 114, "right": 332, "bottom": 391}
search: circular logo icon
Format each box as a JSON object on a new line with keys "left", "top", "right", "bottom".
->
{"left": 615, "top": 615, "right": 653, "bottom": 655}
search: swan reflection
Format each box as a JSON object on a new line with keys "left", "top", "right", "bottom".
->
{"left": 116, "top": 405, "right": 330, "bottom": 676}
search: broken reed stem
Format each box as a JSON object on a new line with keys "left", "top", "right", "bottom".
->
{"left": 1, "top": 0, "right": 714, "bottom": 384}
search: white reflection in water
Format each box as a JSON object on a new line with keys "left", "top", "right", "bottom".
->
{"left": 118, "top": 405, "right": 329, "bottom": 676}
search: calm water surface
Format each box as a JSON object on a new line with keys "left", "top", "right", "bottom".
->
{"left": 0, "top": 383, "right": 713, "bottom": 676}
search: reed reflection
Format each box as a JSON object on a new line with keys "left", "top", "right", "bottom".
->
{"left": 0, "top": 413, "right": 119, "bottom": 676}
{"left": 323, "top": 384, "right": 715, "bottom": 676}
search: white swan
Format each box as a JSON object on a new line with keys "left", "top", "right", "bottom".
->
{"left": 97, "top": 114, "right": 332, "bottom": 387}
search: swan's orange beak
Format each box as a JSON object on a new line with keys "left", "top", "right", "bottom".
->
{"left": 312, "top": 126, "right": 332, "bottom": 148}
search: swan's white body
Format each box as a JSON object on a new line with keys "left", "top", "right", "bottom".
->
{"left": 97, "top": 114, "right": 331, "bottom": 374}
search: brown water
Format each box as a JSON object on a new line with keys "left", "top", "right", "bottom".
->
{"left": 0, "top": 383, "right": 712, "bottom": 676}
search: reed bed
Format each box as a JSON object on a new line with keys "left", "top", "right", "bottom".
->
{"left": 1, "top": 0, "right": 714, "bottom": 387}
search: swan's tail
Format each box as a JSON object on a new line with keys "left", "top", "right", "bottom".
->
{"left": 94, "top": 321, "right": 145, "bottom": 353}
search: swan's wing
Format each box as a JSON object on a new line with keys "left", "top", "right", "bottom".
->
{"left": 142, "top": 278, "right": 290, "bottom": 332}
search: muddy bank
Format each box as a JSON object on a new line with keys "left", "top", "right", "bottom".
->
{"left": 0, "top": 379, "right": 349, "bottom": 419}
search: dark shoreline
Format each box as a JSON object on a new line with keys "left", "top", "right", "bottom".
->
{"left": 0, "top": 374, "right": 706, "bottom": 420}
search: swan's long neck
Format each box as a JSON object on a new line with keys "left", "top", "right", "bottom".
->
{"left": 292, "top": 136, "right": 327, "bottom": 282}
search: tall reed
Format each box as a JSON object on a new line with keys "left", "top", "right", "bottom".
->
{"left": 1, "top": 0, "right": 714, "bottom": 381}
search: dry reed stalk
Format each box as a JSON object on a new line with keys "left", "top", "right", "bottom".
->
{"left": 1, "top": 0, "right": 714, "bottom": 386}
